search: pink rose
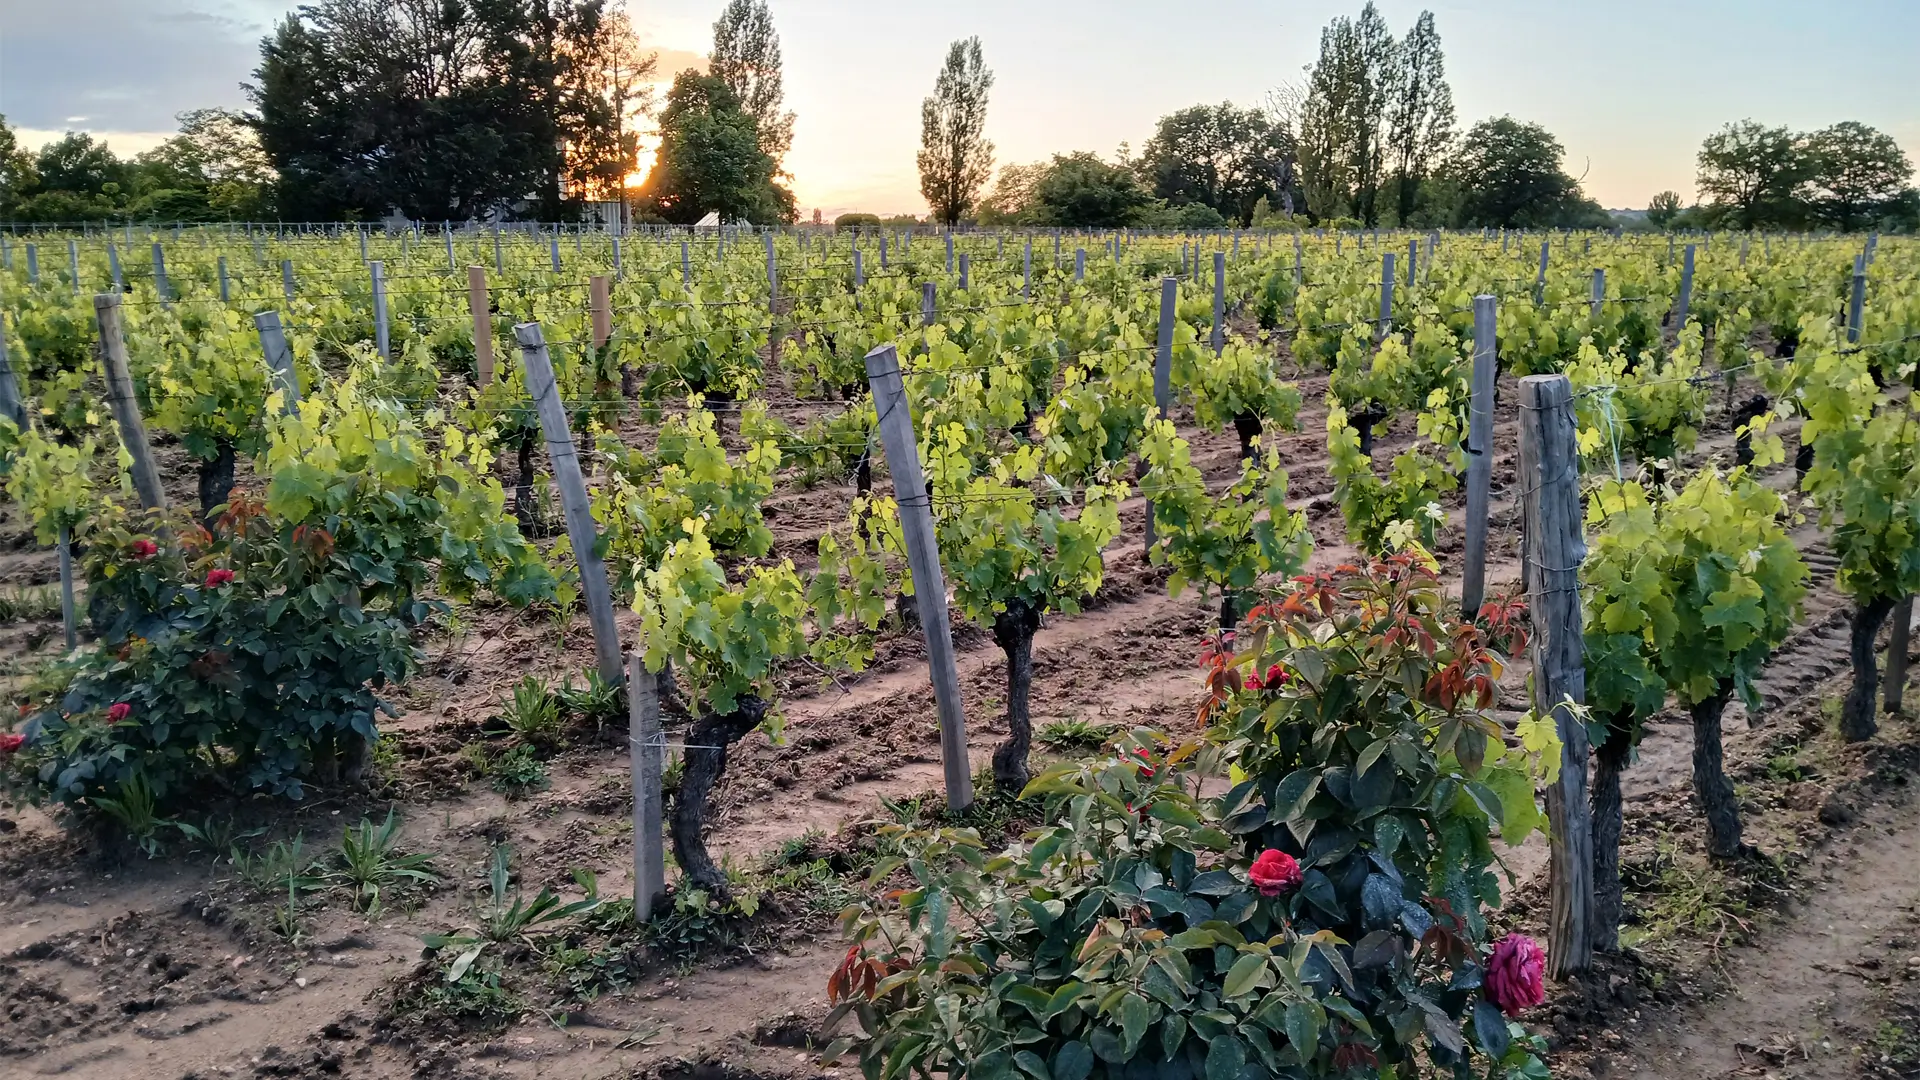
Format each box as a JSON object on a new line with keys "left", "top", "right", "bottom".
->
{"left": 204, "top": 569, "right": 235, "bottom": 588}
{"left": 129, "top": 540, "right": 158, "bottom": 560}
{"left": 1486, "top": 933, "right": 1546, "bottom": 1016}
{"left": 107, "top": 702, "right": 132, "bottom": 722}
{"left": 1249, "top": 849, "right": 1302, "bottom": 897}
{"left": 0, "top": 732, "right": 23, "bottom": 755}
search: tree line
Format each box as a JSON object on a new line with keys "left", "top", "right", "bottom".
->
{"left": 1653, "top": 119, "right": 1916, "bottom": 232}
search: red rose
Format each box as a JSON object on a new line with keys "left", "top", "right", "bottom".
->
{"left": 1486, "top": 933, "right": 1547, "bottom": 1016}
{"left": 1132, "top": 747, "right": 1155, "bottom": 779}
{"left": 1265, "top": 664, "right": 1290, "bottom": 687}
{"left": 204, "top": 569, "right": 235, "bottom": 588}
{"left": 1248, "top": 849, "right": 1302, "bottom": 897}
{"left": 0, "top": 732, "right": 24, "bottom": 755}
{"left": 129, "top": 539, "right": 158, "bottom": 560}
{"left": 107, "top": 702, "right": 132, "bottom": 722}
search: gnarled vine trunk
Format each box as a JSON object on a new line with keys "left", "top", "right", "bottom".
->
{"left": 1354, "top": 404, "right": 1387, "bottom": 458}
{"left": 197, "top": 439, "right": 237, "bottom": 520}
{"left": 670, "top": 695, "right": 767, "bottom": 899}
{"left": 991, "top": 598, "right": 1043, "bottom": 794}
{"left": 1589, "top": 733, "right": 1631, "bottom": 952}
{"left": 1690, "top": 681, "right": 1744, "bottom": 859}
{"left": 1233, "top": 413, "right": 1263, "bottom": 460}
{"left": 1843, "top": 595, "right": 1897, "bottom": 742}
{"left": 513, "top": 428, "right": 540, "bottom": 533}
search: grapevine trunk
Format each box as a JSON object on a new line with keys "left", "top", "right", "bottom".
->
{"left": 669, "top": 695, "right": 767, "bottom": 900}
{"left": 1690, "top": 682, "right": 1745, "bottom": 859}
{"left": 1589, "top": 733, "right": 1631, "bottom": 951}
{"left": 990, "top": 598, "right": 1042, "bottom": 794}
{"left": 1233, "top": 413, "right": 1262, "bottom": 460}
{"left": 197, "top": 440, "right": 237, "bottom": 519}
{"left": 1843, "top": 595, "right": 1896, "bottom": 742}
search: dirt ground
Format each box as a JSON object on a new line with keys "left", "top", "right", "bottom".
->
{"left": 2, "top": 327, "right": 1915, "bottom": 1080}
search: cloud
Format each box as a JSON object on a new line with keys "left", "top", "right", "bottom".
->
{"left": 0, "top": 1, "right": 276, "bottom": 134}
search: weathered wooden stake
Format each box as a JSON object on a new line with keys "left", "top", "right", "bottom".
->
{"left": 1676, "top": 244, "right": 1696, "bottom": 325}
{"left": 1887, "top": 598, "right": 1914, "bottom": 715}
{"left": 95, "top": 294, "right": 167, "bottom": 510}
{"left": 254, "top": 311, "right": 299, "bottom": 412}
{"left": 864, "top": 343, "right": 974, "bottom": 813}
{"left": 1211, "top": 251, "right": 1226, "bottom": 354}
{"left": 1519, "top": 372, "right": 1592, "bottom": 979}
{"left": 1847, "top": 255, "right": 1867, "bottom": 344}
{"left": 370, "top": 260, "right": 390, "bottom": 360}
{"left": 1379, "top": 252, "right": 1395, "bottom": 337}
{"left": 1461, "top": 295, "right": 1497, "bottom": 619}
{"left": 628, "top": 650, "right": 667, "bottom": 921}
{"left": 469, "top": 266, "right": 494, "bottom": 386}
{"left": 0, "top": 314, "right": 25, "bottom": 428}
{"left": 1590, "top": 268, "right": 1605, "bottom": 321}
{"left": 58, "top": 526, "right": 77, "bottom": 650}
{"left": 516, "top": 322, "right": 625, "bottom": 689}
{"left": 1149, "top": 277, "right": 1177, "bottom": 557}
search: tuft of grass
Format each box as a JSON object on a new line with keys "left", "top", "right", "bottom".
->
{"left": 1038, "top": 717, "right": 1111, "bottom": 752}
{"left": 487, "top": 744, "right": 549, "bottom": 798}
{"left": 499, "top": 675, "right": 564, "bottom": 749}
{"left": 0, "top": 584, "right": 63, "bottom": 624}
{"left": 331, "top": 809, "right": 438, "bottom": 913}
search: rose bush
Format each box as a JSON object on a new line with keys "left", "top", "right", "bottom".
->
{"left": 824, "top": 556, "right": 1557, "bottom": 1080}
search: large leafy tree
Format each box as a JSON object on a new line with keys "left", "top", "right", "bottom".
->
{"left": 1803, "top": 121, "right": 1914, "bottom": 232}
{"left": 1694, "top": 120, "right": 1808, "bottom": 230}
{"left": 917, "top": 37, "right": 994, "bottom": 226}
{"left": 249, "top": 0, "right": 639, "bottom": 220}
{"left": 1384, "top": 10, "right": 1455, "bottom": 226}
{"left": 1135, "top": 103, "right": 1296, "bottom": 226}
{"left": 1447, "top": 116, "right": 1602, "bottom": 228}
{"left": 1297, "top": 2, "right": 1399, "bottom": 225}
{"left": 133, "top": 109, "right": 279, "bottom": 220}
{"left": 634, "top": 72, "right": 794, "bottom": 224}
{"left": 1031, "top": 153, "right": 1158, "bottom": 227}
{"left": 709, "top": 0, "right": 794, "bottom": 167}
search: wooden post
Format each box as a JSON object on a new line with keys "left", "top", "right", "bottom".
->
{"left": 1075, "top": 248, "right": 1086, "bottom": 282}
{"left": 25, "top": 243, "right": 38, "bottom": 284}
{"left": 94, "top": 294, "right": 166, "bottom": 510}
{"left": 469, "top": 265, "right": 494, "bottom": 387}
{"left": 445, "top": 228, "right": 456, "bottom": 272}
{"left": 1149, "top": 277, "right": 1177, "bottom": 557}
{"left": 922, "top": 281, "right": 936, "bottom": 328}
{"left": 68, "top": 240, "right": 79, "bottom": 294}
{"left": 612, "top": 236, "right": 623, "bottom": 277}
{"left": 590, "top": 274, "right": 612, "bottom": 347}
{"left": 1407, "top": 238, "right": 1418, "bottom": 287}
{"left": 549, "top": 235, "right": 562, "bottom": 272}
{"left": 517, "top": 322, "right": 624, "bottom": 688}
{"left": 628, "top": 650, "right": 667, "bottom": 921}
{"left": 853, "top": 248, "right": 864, "bottom": 293}
{"left": 151, "top": 243, "right": 170, "bottom": 306}
{"left": 57, "top": 525, "right": 77, "bottom": 650}
{"left": 945, "top": 234, "right": 954, "bottom": 275}
{"left": 1461, "top": 295, "right": 1497, "bottom": 619}
{"left": 1379, "top": 252, "right": 1395, "bottom": 338}
{"left": 1022, "top": 240, "right": 1032, "bottom": 299}
{"left": 0, "top": 313, "right": 26, "bottom": 428}
{"left": 281, "top": 259, "right": 295, "bottom": 306}
{"left": 1847, "top": 254, "right": 1866, "bottom": 344}
{"left": 1293, "top": 234, "right": 1303, "bottom": 291}
{"left": 1590, "top": 268, "right": 1605, "bottom": 322}
{"left": 358, "top": 229, "right": 368, "bottom": 263}
{"left": 764, "top": 232, "right": 778, "bottom": 313}
{"left": 1211, "top": 251, "right": 1226, "bottom": 354}
{"left": 959, "top": 253, "right": 970, "bottom": 290}
{"left": 370, "top": 260, "right": 390, "bottom": 360}
{"left": 1886, "top": 598, "right": 1914, "bottom": 715}
{"left": 217, "top": 256, "right": 230, "bottom": 303}
{"left": 1518, "top": 372, "right": 1591, "bottom": 979}
{"left": 108, "top": 242, "right": 123, "bottom": 291}
{"left": 254, "top": 311, "right": 299, "bottom": 412}
{"left": 681, "top": 240, "right": 691, "bottom": 288}
{"left": 494, "top": 228, "right": 504, "bottom": 275}
{"left": 864, "top": 343, "right": 974, "bottom": 813}
{"left": 1676, "top": 244, "right": 1696, "bottom": 325}
{"left": 1534, "top": 241, "right": 1549, "bottom": 305}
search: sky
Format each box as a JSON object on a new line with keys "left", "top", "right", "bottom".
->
{"left": 1, "top": 0, "right": 1916, "bottom": 218}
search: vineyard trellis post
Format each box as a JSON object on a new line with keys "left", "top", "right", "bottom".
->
{"left": 1407, "top": 238, "right": 1418, "bottom": 287}
{"left": 549, "top": 236, "right": 562, "bottom": 273}
{"left": 1518, "top": 371, "right": 1593, "bottom": 979}
{"left": 107, "top": 242, "right": 123, "bottom": 291}
{"left": 1211, "top": 251, "right": 1226, "bottom": 354}
{"left": 57, "top": 525, "right": 77, "bottom": 650}
{"left": 1847, "top": 255, "right": 1866, "bottom": 343}
{"left": 1534, "top": 241, "right": 1549, "bottom": 305}
{"left": 628, "top": 650, "right": 667, "bottom": 922}
{"left": 218, "top": 257, "right": 230, "bottom": 303}
{"left": 68, "top": 240, "right": 79, "bottom": 294}
{"left": 1590, "top": 269, "right": 1604, "bottom": 321}
{"left": 1023, "top": 240, "right": 1032, "bottom": 299}
{"left": 95, "top": 294, "right": 167, "bottom": 511}
{"left": 1379, "top": 253, "right": 1395, "bottom": 338}
{"left": 370, "top": 261, "right": 390, "bottom": 361}
{"left": 1075, "top": 248, "right": 1086, "bottom": 282}
{"left": 515, "top": 321, "right": 625, "bottom": 690}
{"left": 281, "top": 260, "right": 295, "bottom": 306}
{"left": 0, "top": 314, "right": 25, "bottom": 428}
{"left": 680, "top": 241, "right": 691, "bottom": 288}
{"left": 959, "top": 253, "right": 971, "bottom": 291}
{"left": 253, "top": 311, "right": 299, "bottom": 412}
{"left": 864, "top": 343, "right": 974, "bottom": 813}
{"left": 151, "top": 243, "right": 170, "bottom": 307}
{"left": 468, "top": 266, "right": 494, "bottom": 387}
{"left": 1887, "top": 604, "right": 1914, "bottom": 714}
{"left": 1461, "top": 295, "right": 1497, "bottom": 619}
{"left": 1148, "top": 277, "right": 1177, "bottom": 558}
{"left": 1676, "top": 244, "right": 1695, "bottom": 325}
{"left": 25, "top": 243, "right": 37, "bottom": 284}
{"left": 764, "top": 233, "right": 778, "bottom": 312}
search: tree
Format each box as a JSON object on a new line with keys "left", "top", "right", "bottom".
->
{"left": 709, "top": 0, "right": 794, "bottom": 168}
{"left": 1804, "top": 121, "right": 1913, "bottom": 232}
{"left": 34, "top": 133, "right": 126, "bottom": 197}
{"left": 1449, "top": 116, "right": 1598, "bottom": 228}
{"left": 1030, "top": 152, "right": 1157, "bottom": 227}
{"left": 1694, "top": 120, "right": 1807, "bottom": 230}
{"left": 249, "top": 0, "right": 636, "bottom": 220}
{"left": 1134, "top": 103, "right": 1296, "bottom": 226}
{"left": 1384, "top": 10, "right": 1455, "bottom": 226}
{"left": 917, "top": 37, "right": 994, "bottom": 227}
{"left": 1297, "top": 2, "right": 1399, "bottom": 225}
{"left": 0, "top": 116, "right": 35, "bottom": 219}
{"left": 976, "top": 161, "right": 1046, "bottom": 224}
{"left": 134, "top": 109, "right": 279, "bottom": 220}
{"left": 1646, "top": 190, "right": 1684, "bottom": 229}
{"left": 634, "top": 71, "right": 793, "bottom": 224}
{"left": 564, "top": 9, "right": 656, "bottom": 202}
